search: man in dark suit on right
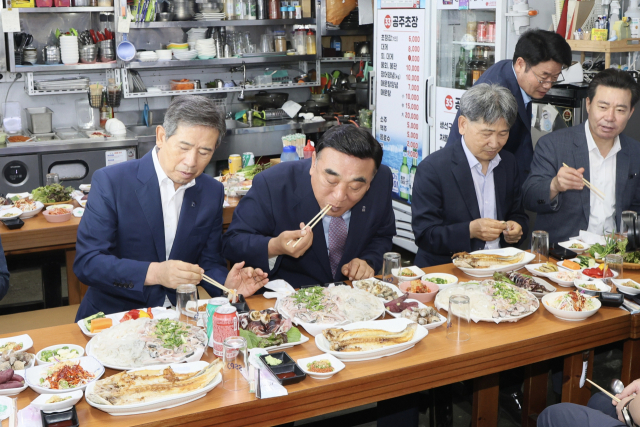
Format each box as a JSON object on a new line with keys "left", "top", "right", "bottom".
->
{"left": 447, "top": 29, "right": 572, "bottom": 186}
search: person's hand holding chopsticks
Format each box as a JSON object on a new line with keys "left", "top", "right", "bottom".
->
{"left": 223, "top": 261, "right": 269, "bottom": 297}
{"left": 550, "top": 165, "right": 586, "bottom": 199}
{"left": 267, "top": 222, "right": 314, "bottom": 259}
{"left": 144, "top": 260, "right": 204, "bottom": 289}
{"left": 502, "top": 221, "right": 523, "bottom": 244}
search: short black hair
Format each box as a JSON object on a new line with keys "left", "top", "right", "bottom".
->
{"left": 512, "top": 29, "right": 572, "bottom": 68}
{"left": 588, "top": 68, "right": 640, "bottom": 107}
{"left": 316, "top": 124, "right": 383, "bottom": 170}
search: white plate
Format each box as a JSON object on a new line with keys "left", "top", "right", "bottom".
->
{"left": 296, "top": 354, "right": 345, "bottom": 380}
{"left": 524, "top": 263, "right": 555, "bottom": 277}
{"left": 385, "top": 299, "right": 446, "bottom": 329}
{"left": 574, "top": 279, "right": 611, "bottom": 294}
{"left": 581, "top": 268, "right": 619, "bottom": 280}
{"left": 315, "top": 318, "right": 428, "bottom": 362}
{"left": 236, "top": 187, "right": 251, "bottom": 196}
{"left": 542, "top": 292, "right": 601, "bottom": 321}
{"left": 76, "top": 307, "right": 179, "bottom": 337}
{"left": 351, "top": 278, "right": 402, "bottom": 301}
{"left": 6, "top": 192, "right": 30, "bottom": 200}
{"left": 391, "top": 266, "right": 424, "bottom": 282}
{"left": 556, "top": 258, "right": 583, "bottom": 272}
{"left": 0, "top": 334, "right": 33, "bottom": 354}
{"left": 558, "top": 240, "right": 591, "bottom": 254}
{"left": 529, "top": 277, "right": 557, "bottom": 298}
{"left": 261, "top": 334, "right": 310, "bottom": 351}
{"left": 31, "top": 390, "right": 83, "bottom": 413}
{"left": 454, "top": 248, "right": 535, "bottom": 278}
{"left": 612, "top": 279, "right": 640, "bottom": 296}
{"left": 25, "top": 356, "right": 104, "bottom": 394}
{"left": 421, "top": 273, "right": 459, "bottom": 290}
{"left": 85, "top": 362, "right": 222, "bottom": 416}
{"left": 79, "top": 184, "right": 91, "bottom": 192}
{"left": 547, "top": 271, "right": 585, "bottom": 287}
{"left": 0, "top": 208, "right": 22, "bottom": 220}
{"left": 18, "top": 201, "right": 44, "bottom": 219}
{"left": 0, "top": 369, "right": 27, "bottom": 396}
{"left": 36, "top": 344, "right": 85, "bottom": 365}
{"left": 85, "top": 337, "right": 204, "bottom": 371}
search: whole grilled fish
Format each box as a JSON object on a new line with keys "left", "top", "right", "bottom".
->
{"left": 452, "top": 251, "right": 525, "bottom": 269}
{"left": 323, "top": 323, "right": 417, "bottom": 352}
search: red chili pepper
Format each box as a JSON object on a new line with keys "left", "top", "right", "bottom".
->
{"left": 105, "top": 29, "right": 112, "bottom": 40}
{"left": 97, "top": 31, "right": 105, "bottom": 41}
{"left": 89, "top": 29, "right": 98, "bottom": 44}
{"left": 147, "top": 307, "right": 154, "bottom": 319}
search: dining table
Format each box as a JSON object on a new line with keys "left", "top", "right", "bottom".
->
{"left": 0, "top": 262, "right": 634, "bottom": 427}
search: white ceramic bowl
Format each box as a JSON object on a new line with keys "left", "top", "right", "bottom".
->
{"left": 36, "top": 344, "right": 85, "bottom": 365}
{"left": 558, "top": 240, "right": 591, "bottom": 254}
{"left": 612, "top": 278, "right": 640, "bottom": 296}
{"left": 0, "top": 334, "right": 33, "bottom": 354}
{"left": 391, "top": 266, "right": 424, "bottom": 282}
{"left": 0, "top": 369, "right": 27, "bottom": 396}
{"left": 542, "top": 292, "right": 601, "bottom": 321}
{"left": 421, "top": 273, "right": 458, "bottom": 289}
{"left": 547, "top": 270, "right": 585, "bottom": 287}
{"left": 19, "top": 201, "right": 44, "bottom": 219}
{"left": 0, "top": 207, "right": 22, "bottom": 220}
{"left": 573, "top": 279, "right": 611, "bottom": 295}
{"left": 296, "top": 353, "right": 345, "bottom": 380}
{"left": 31, "top": 390, "right": 83, "bottom": 413}
{"left": 581, "top": 267, "right": 619, "bottom": 280}
{"left": 26, "top": 356, "right": 104, "bottom": 394}
{"left": 556, "top": 258, "right": 583, "bottom": 272}
{"left": 524, "top": 263, "right": 555, "bottom": 277}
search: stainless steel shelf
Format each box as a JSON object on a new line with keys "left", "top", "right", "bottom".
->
{"left": 15, "top": 62, "right": 118, "bottom": 72}
{"left": 321, "top": 57, "right": 370, "bottom": 62}
{"left": 127, "top": 54, "right": 317, "bottom": 69}
{"left": 451, "top": 41, "right": 496, "bottom": 47}
{"left": 321, "top": 27, "right": 373, "bottom": 36}
{"left": 130, "top": 18, "right": 315, "bottom": 28}
{"left": 17, "top": 6, "right": 114, "bottom": 12}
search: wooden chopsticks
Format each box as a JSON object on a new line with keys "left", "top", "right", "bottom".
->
{"left": 563, "top": 163, "right": 606, "bottom": 200}
{"left": 586, "top": 379, "right": 621, "bottom": 402}
{"left": 286, "top": 204, "right": 332, "bottom": 248}
{"left": 202, "top": 274, "right": 237, "bottom": 302}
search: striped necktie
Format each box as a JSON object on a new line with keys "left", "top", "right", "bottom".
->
{"left": 328, "top": 216, "right": 348, "bottom": 278}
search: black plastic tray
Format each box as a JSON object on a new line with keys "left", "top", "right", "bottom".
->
{"left": 1, "top": 217, "right": 24, "bottom": 230}
{"left": 231, "top": 294, "right": 250, "bottom": 313}
{"left": 41, "top": 406, "right": 79, "bottom": 427}
{"left": 260, "top": 351, "right": 306, "bottom": 385}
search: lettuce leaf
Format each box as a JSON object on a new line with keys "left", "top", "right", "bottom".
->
{"left": 240, "top": 326, "right": 302, "bottom": 349}
{"left": 286, "top": 327, "right": 301, "bottom": 343}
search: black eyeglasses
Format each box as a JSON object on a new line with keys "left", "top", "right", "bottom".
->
{"left": 530, "top": 69, "right": 565, "bottom": 87}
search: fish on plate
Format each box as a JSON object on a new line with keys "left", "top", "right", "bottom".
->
{"left": 452, "top": 251, "right": 525, "bottom": 269}
{"left": 322, "top": 323, "right": 417, "bottom": 352}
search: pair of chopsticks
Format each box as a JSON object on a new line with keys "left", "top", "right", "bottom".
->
{"left": 286, "top": 204, "right": 332, "bottom": 248}
{"left": 586, "top": 379, "right": 621, "bottom": 402}
{"left": 202, "top": 274, "right": 238, "bottom": 302}
{"left": 563, "top": 163, "right": 606, "bottom": 200}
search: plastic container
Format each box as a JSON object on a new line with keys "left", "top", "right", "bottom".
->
{"left": 170, "top": 79, "right": 196, "bottom": 90}
{"left": 35, "top": 0, "right": 53, "bottom": 7}
{"left": 280, "top": 145, "right": 299, "bottom": 162}
{"left": 306, "top": 28, "right": 316, "bottom": 55}
{"left": 274, "top": 31, "right": 287, "bottom": 52}
{"left": 54, "top": 0, "right": 70, "bottom": 6}
{"left": 303, "top": 140, "right": 314, "bottom": 159}
{"left": 25, "top": 107, "right": 53, "bottom": 134}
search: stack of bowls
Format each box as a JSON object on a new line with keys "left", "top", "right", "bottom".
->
{"left": 195, "top": 39, "right": 216, "bottom": 59}
{"left": 195, "top": 1, "right": 222, "bottom": 12}
{"left": 60, "top": 35, "right": 79, "bottom": 64}
{"left": 79, "top": 45, "right": 97, "bottom": 63}
{"left": 173, "top": 49, "right": 198, "bottom": 60}
{"left": 155, "top": 49, "right": 173, "bottom": 61}
{"left": 139, "top": 51, "right": 159, "bottom": 62}
{"left": 170, "top": 0, "right": 195, "bottom": 20}
{"left": 98, "top": 39, "right": 115, "bottom": 62}
{"left": 23, "top": 47, "right": 37, "bottom": 65}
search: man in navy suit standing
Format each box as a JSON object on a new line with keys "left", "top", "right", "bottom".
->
{"left": 0, "top": 238, "right": 9, "bottom": 301}
{"left": 446, "top": 29, "right": 571, "bottom": 185}
{"left": 222, "top": 125, "right": 395, "bottom": 287}
{"left": 74, "top": 96, "right": 268, "bottom": 321}
{"left": 412, "top": 83, "right": 529, "bottom": 267}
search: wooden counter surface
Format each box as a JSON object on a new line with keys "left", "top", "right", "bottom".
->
{"left": 0, "top": 263, "right": 631, "bottom": 427}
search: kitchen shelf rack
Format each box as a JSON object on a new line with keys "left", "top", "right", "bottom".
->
{"left": 130, "top": 18, "right": 315, "bottom": 29}
{"left": 451, "top": 41, "right": 496, "bottom": 47}
{"left": 321, "top": 28, "right": 373, "bottom": 36}
{"left": 126, "top": 55, "right": 317, "bottom": 69}
{"left": 17, "top": 7, "right": 113, "bottom": 12}
{"left": 14, "top": 62, "right": 119, "bottom": 72}
{"left": 567, "top": 38, "right": 640, "bottom": 68}
{"left": 24, "top": 70, "right": 116, "bottom": 96}
{"left": 321, "top": 57, "right": 369, "bottom": 62}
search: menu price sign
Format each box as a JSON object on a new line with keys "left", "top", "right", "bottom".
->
{"left": 434, "top": 87, "right": 466, "bottom": 151}
{"left": 375, "top": 8, "right": 425, "bottom": 204}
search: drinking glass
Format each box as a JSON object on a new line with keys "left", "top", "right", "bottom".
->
{"left": 605, "top": 254, "right": 624, "bottom": 280}
{"left": 531, "top": 230, "right": 549, "bottom": 263}
{"left": 227, "top": 175, "right": 241, "bottom": 202}
{"left": 260, "top": 34, "right": 272, "bottom": 52}
{"left": 382, "top": 252, "right": 401, "bottom": 284}
{"left": 447, "top": 295, "right": 470, "bottom": 342}
{"left": 46, "top": 173, "right": 60, "bottom": 185}
{"left": 176, "top": 284, "right": 198, "bottom": 326}
{"left": 222, "top": 336, "right": 249, "bottom": 391}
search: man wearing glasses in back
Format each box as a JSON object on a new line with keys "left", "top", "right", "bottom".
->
{"left": 446, "top": 29, "right": 572, "bottom": 187}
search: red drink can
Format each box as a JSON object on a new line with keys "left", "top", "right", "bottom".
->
{"left": 213, "top": 305, "right": 238, "bottom": 357}
{"left": 477, "top": 21, "right": 487, "bottom": 43}
{"left": 487, "top": 21, "right": 496, "bottom": 43}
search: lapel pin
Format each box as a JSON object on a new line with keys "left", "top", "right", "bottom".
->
{"left": 362, "top": 206, "right": 366, "bottom": 212}
{"left": 192, "top": 201, "right": 196, "bottom": 207}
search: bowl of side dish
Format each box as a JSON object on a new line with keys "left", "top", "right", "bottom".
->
{"left": 612, "top": 279, "right": 640, "bottom": 296}
{"left": 392, "top": 266, "right": 424, "bottom": 282}
{"left": 296, "top": 353, "right": 345, "bottom": 380}
{"left": 573, "top": 279, "right": 611, "bottom": 296}
{"left": 542, "top": 291, "right": 601, "bottom": 321}
{"left": 0, "top": 208, "right": 22, "bottom": 221}
{"left": 31, "top": 390, "right": 83, "bottom": 413}
{"left": 399, "top": 280, "right": 440, "bottom": 303}
{"left": 558, "top": 240, "right": 591, "bottom": 254}
{"left": 42, "top": 207, "right": 72, "bottom": 223}
{"left": 421, "top": 273, "right": 458, "bottom": 290}
{"left": 36, "top": 344, "right": 85, "bottom": 365}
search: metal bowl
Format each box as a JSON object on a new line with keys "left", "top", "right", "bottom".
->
{"left": 156, "top": 11, "right": 174, "bottom": 21}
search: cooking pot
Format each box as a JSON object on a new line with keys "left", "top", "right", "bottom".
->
{"left": 253, "top": 91, "right": 288, "bottom": 109}
{"left": 331, "top": 90, "right": 356, "bottom": 104}
{"left": 301, "top": 99, "right": 330, "bottom": 115}
{"left": 355, "top": 81, "right": 370, "bottom": 108}
{"left": 354, "top": 41, "right": 371, "bottom": 58}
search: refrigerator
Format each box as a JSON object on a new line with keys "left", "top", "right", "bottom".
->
{"left": 374, "top": 0, "right": 508, "bottom": 253}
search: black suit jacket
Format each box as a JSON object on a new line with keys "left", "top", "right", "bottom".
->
{"left": 412, "top": 138, "right": 529, "bottom": 267}
{"left": 446, "top": 60, "right": 533, "bottom": 187}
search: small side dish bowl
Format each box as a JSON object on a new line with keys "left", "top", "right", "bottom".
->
{"left": 612, "top": 278, "right": 640, "bottom": 296}
{"left": 0, "top": 207, "right": 22, "bottom": 220}
{"left": 42, "top": 208, "right": 72, "bottom": 223}
{"left": 399, "top": 281, "right": 440, "bottom": 303}
{"left": 558, "top": 240, "right": 591, "bottom": 254}
{"left": 573, "top": 279, "right": 611, "bottom": 296}
{"left": 36, "top": 344, "right": 85, "bottom": 365}
{"left": 421, "top": 273, "right": 458, "bottom": 290}
{"left": 296, "top": 353, "right": 345, "bottom": 380}
{"left": 391, "top": 266, "right": 424, "bottom": 282}
{"left": 31, "top": 390, "right": 83, "bottom": 413}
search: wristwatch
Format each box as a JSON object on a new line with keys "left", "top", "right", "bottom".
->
{"left": 622, "top": 398, "right": 638, "bottom": 427}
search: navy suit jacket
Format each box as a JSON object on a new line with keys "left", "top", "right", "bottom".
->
{"left": 412, "top": 139, "right": 529, "bottom": 267}
{"left": 74, "top": 151, "right": 229, "bottom": 321}
{"left": 446, "top": 60, "right": 533, "bottom": 187}
{"left": 0, "top": 237, "right": 9, "bottom": 301}
{"left": 222, "top": 159, "right": 396, "bottom": 287}
{"left": 523, "top": 124, "right": 640, "bottom": 244}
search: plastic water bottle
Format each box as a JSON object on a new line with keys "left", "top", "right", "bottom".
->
{"left": 280, "top": 145, "right": 299, "bottom": 162}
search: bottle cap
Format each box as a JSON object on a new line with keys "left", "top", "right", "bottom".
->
{"left": 283, "top": 145, "right": 297, "bottom": 153}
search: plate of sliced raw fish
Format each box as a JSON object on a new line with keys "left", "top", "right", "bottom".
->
{"left": 452, "top": 248, "right": 535, "bottom": 277}
{"left": 85, "top": 360, "right": 223, "bottom": 416}
{"left": 315, "top": 318, "right": 428, "bottom": 362}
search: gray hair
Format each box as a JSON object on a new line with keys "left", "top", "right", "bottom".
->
{"left": 163, "top": 95, "right": 227, "bottom": 148}
{"left": 459, "top": 83, "right": 518, "bottom": 127}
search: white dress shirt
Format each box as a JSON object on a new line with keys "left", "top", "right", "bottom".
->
{"left": 461, "top": 137, "right": 502, "bottom": 249}
{"left": 584, "top": 120, "right": 620, "bottom": 235}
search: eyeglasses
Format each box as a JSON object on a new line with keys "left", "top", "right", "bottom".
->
{"left": 530, "top": 69, "right": 565, "bottom": 87}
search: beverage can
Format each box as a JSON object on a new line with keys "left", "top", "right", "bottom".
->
{"left": 213, "top": 305, "right": 238, "bottom": 357}
{"left": 228, "top": 154, "right": 242, "bottom": 174}
{"left": 476, "top": 21, "right": 487, "bottom": 43}
{"left": 487, "top": 22, "right": 495, "bottom": 43}
{"left": 242, "top": 152, "right": 255, "bottom": 168}
{"left": 206, "top": 297, "right": 230, "bottom": 348}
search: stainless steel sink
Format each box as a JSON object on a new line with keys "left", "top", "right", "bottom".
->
{"left": 127, "top": 125, "right": 158, "bottom": 138}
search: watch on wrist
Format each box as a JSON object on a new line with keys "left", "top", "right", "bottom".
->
{"left": 622, "top": 398, "right": 638, "bottom": 427}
